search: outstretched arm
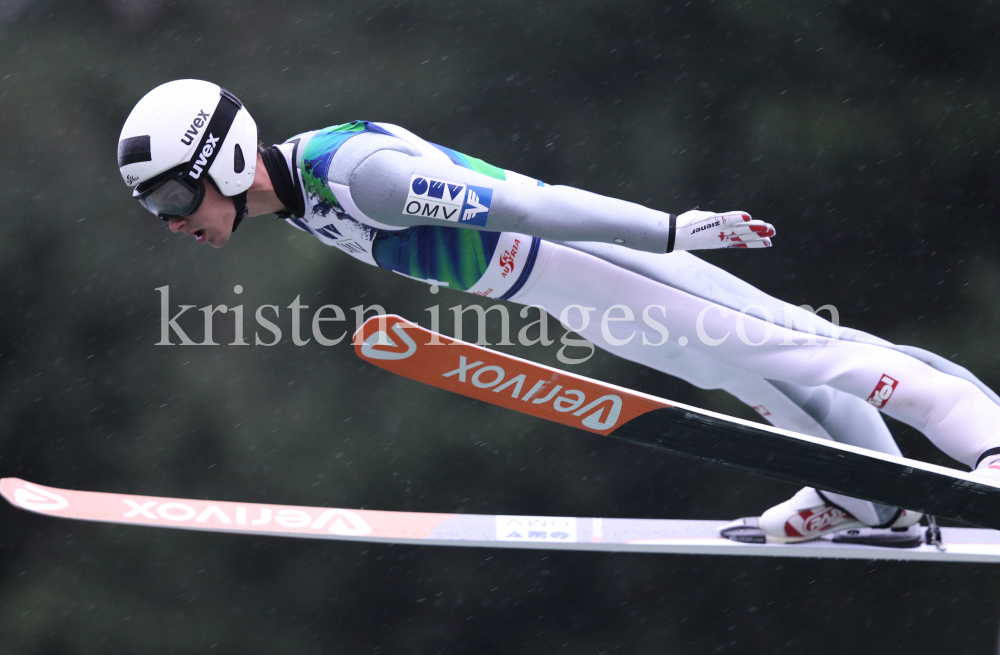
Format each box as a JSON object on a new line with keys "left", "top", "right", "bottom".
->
{"left": 348, "top": 149, "right": 773, "bottom": 253}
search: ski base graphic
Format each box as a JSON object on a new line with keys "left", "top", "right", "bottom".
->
{"left": 4, "top": 478, "right": 1000, "bottom": 563}
{"left": 353, "top": 315, "right": 1000, "bottom": 531}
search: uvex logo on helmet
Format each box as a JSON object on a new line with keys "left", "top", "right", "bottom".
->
{"left": 443, "top": 356, "right": 623, "bottom": 431}
{"left": 181, "top": 109, "right": 210, "bottom": 145}
{"left": 188, "top": 134, "right": 221, "bottom": 181}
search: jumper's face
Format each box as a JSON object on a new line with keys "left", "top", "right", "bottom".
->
{"left": 166, "top": 180, "right": 235, "bottom": 248}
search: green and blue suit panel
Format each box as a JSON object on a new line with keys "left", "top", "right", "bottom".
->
{"left": 299, "top": 121, "right": 508, "bottom": 291}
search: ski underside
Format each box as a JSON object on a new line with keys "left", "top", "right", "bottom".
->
{"left": 4, "top": 478, "right": 1000, "bottom": 562}
{"left": 8, "top": 314, "right": 1000, "bottom": 562}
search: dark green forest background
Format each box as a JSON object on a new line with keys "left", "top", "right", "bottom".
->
{"left": 3, "top": 0, "right": 1000, "bottom": 653}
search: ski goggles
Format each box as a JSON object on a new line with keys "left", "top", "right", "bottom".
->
{"left": 129, "top": 88, "right": 243, "bottom": 219}
{"left": 132, "top": 164, "right": 208, "bottom": 219}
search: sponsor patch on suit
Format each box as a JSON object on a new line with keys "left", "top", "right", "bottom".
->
{"left": 403, "top": 175, "right": 493, "bottom": 226}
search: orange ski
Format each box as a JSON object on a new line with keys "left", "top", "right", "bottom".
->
{"left": 354, "top": 314, "right": 1000, "bottom": 531}
{"left": 7, "top": 477, "right": 1000, "bottom": 561}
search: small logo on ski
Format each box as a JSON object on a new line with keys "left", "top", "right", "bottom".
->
{"left": 867, "top": 374, "right": 898, "bottom": 408}
{"left": 496, "top": 515, "right": 577, "bottom": 543}
{"left": 360, "top": 322, "right": 417, "bottom": 361}
{"left": 13, "top": 482, "right": 69, "bottom": 512}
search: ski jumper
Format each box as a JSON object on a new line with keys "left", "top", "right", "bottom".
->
{"left": 261, "top": 121, "right": 1000, "bottom": 525}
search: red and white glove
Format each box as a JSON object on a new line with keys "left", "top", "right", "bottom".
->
{"left": 668, "top": 210, "right": 775, "bottom": 252}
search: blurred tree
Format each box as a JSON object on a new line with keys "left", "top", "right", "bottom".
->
{"left": 2, "top": 1, "right": 1000, "bottom": 653}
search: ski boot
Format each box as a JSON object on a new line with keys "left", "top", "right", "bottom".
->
{"left": 974, "top": 452, "right": 1000, "bottom": 480}
{"left": 720, "top": 487, "right": 923, "bottom": 548}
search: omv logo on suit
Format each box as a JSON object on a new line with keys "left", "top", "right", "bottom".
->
{"left": 404, "top": 175, "right": 493, "bottom": 227}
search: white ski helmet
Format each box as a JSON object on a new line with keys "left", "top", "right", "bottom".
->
{"left": 118, "top": 79, "right": 258, "bottom": 227}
